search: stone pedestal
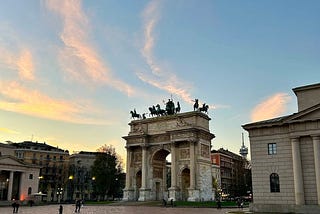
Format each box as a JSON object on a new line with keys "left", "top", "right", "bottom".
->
{"left": 122, "top": 188, "right": 135, "bottom": 201}
{"left": 187, "top": 188, "right": 200, "bottom": 202}
{"left": 138, "top": 188, "right": 151, "bottom": 201}
{"left": 168, "top": 187, "right": 180, "bottom": 201}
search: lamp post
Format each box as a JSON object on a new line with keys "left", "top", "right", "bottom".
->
{"left": 91, "top": 177, "right": 96, "bottom": 201}
{"left": 68, "top": 175, "right": 74, "bottom": 202}
{"left": 57, "top": 187, "right": 63, "bottom": 203}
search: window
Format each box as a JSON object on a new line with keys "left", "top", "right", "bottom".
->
{"left": 270, "top": 173, "right": 280, "bottom": 192}
{"left": 28, "top": 187, "right": 32, "bottom": 195}
{"left": 29, "top": 174, "right": 33, "bottom": 179}
{"left": 268, "top": 143, "right": 277, "bottom": 155}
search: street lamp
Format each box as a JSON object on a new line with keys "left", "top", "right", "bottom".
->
{"left": 68, "top": 175, "right": 74, "bottom": 201}
{"left": 57, "top": 188, "right": 63, "bottom": 203}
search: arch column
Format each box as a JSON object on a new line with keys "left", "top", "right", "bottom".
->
{"left": 138, "top": 145, "right": 151, "bottom": 201}
{"left": 169, "top": 142, "right": 179, "bottom": 201}
{"left": 291, "top": 137, "right": 305, "bottom": 205}
{"left": 123, "top": 146, "right": 134, "bottom": 201}
{"left": 188, "top": 139, "right": 200, "bottom": 201}
{"left": 312, "top": 135, "right": 320, "bottom": 205}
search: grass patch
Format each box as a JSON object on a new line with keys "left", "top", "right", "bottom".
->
{"left": 84, "top": 201, "right": 115, "bottom": 205}
{"left": 174, "top": 201, "right": 238, "bottom": 207}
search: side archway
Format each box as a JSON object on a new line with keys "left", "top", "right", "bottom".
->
{"left": 180, "top": 167, "right": 190, "bottom": 201}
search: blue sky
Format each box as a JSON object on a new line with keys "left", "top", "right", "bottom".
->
{"left": 1, "top": 0, "right": 320, "bottom": 161}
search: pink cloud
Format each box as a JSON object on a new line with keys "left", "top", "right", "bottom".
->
{"left": 251, "top": 93, "right": 292, "bottom": 122}
{"left": 45, "top": 0, "right": 134, "bottom": 96}
{"left": 0, "top": 48, "right": 35, "bottom": 81}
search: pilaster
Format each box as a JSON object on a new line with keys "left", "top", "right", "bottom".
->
{"left": 291, "top": 137, "right": 305, "bottom": 205}
{"left": 169, "top": 141, "right": 179, "bottom": 201}
{"left": 138, "top": 145, "right": 151, "bottom": 201}
{"left": 312, "top": 135, "right": 320, "bottom": 205}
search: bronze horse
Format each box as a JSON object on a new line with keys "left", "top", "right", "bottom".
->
{"left": 199, "top": 103, "right": 209, "bottom": 114}
{"left": 193, "top": 99, "right": 199, "bottom": 111}
{"left": 148, "top": 106, "right": 157, "bottom": 117}
{"left": 130, "top": 110, "right": 141, "bottom": 119}
{"left": 156, "top": 104, "right": 166, "bottom": 116}
{"left": 175, "top": 101, "right": 181, "bottom": 113}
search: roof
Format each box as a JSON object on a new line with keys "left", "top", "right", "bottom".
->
{"left": 11, "top": 141, "right": 68, "bottom": 153}
{"left": 293, "top": 82, "right": 320, "bottom": 94}
{"left": 243, "top": 102, "right": 320, "bottom": 130}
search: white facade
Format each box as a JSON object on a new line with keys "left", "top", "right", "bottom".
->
{"left": 243, "top": 83, "right": 320, "bottom": 213}
{"left": 0, "top": 155, "right": 40, "bottom": 202}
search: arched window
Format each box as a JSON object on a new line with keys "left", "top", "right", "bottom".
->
{"left": 270, "top": 173, "right": 280, "bottom": 192}
{"left": 28, "top": 187, "right": 32, "bottom": 195}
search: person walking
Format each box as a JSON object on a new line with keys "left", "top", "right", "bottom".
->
{"left": 12, "top": 200, "right": 17, "bottom": 213}
{"left": 59, "top": 205, "right": 63, "bottom": 214}
{"left": 75, "top": 199, "right": 82, "bottom": 213}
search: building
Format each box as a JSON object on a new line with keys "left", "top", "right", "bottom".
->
{"left": 243, "top": 83, "right": 320, "bottom": 213}
{"left": 0, "top": 155, "right": 40, "bottom": 202}
{"left": 211, "top": 148, "right": 251, "bottom": 199}
{"left": 67, "top": 151, "right": 97, "bottom": 201}
{"left": 123, "top": 111, "right": 215, "bottom": 201}
{"left": 211, "top": 163, "right": 221, "bottom": 201}
{"left": 9, "top": 141, "right": 69, "bottom": 202}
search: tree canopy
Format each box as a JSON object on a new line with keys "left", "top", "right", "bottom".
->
{"left": 91, "top": 144, "right": 124, "bottom": 200}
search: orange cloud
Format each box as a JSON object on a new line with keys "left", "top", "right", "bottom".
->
{"left": 45, "top": 0, "right": 134, "bottom": 96}
{"left": 0, "top": 81, "right": 112, "bottom": 125}
{"left": 0, "top": 127, "right": 20, "bottom": 135}
{"left": 251, "top": 93, "right": 292, "bottom": 122}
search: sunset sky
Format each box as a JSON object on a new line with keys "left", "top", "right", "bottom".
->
{"left": 1, "top": 0, "right": 320, "bottom": 161}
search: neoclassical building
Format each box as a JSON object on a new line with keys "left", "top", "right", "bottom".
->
{"left": 122, "top": 111, "right": 215, "bottom": 201}
{"left": 243, "top": 83, "right": 320, "bottom": 213}
{"left": 0, "top": 155, "right": 40, "bottom": 201}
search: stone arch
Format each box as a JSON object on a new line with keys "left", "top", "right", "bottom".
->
{"left": 123, "top": 111, "right": 215, "bottom": 202}
{"left": 150, "top": 148, "right": 171, "bottom": 200}
{"left": 135, "top": 170, "right": 142, "bottom": 200}
{"left": 180, "top": 167, "right": 190, "bottom": 201}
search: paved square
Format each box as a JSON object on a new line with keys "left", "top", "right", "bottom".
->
{"left": 0, "top": 204, "right": 241, "bottom": 214}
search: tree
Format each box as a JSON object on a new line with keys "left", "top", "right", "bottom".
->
{"left": 91, "top": 145, "right": 124, "bottom": 200}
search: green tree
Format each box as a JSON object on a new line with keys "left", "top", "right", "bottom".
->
{"left": 91, "top": 145, "right": 123, "bottom": 200}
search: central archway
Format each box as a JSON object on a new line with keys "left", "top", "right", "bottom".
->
{"left": 151, "top": 149, "right": 171, "bottom": 200}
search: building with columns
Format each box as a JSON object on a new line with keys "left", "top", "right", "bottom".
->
{"left": 243, "top": 83, "right": 320, "bottom": 213}
{"left": 122, "top": 111, "right": 215, "bottom": 202}
{"left": 0, "top": 155, "right": 40, "bottom": 202}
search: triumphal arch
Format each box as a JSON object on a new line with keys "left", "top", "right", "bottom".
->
{"left": 122, "top": 110, "right": 215, "bottom": 201}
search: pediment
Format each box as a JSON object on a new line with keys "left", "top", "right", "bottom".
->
{"left": 0, "top": 156, "right": 26, "bottom": 167}
{"left": 285, "top": 103, "right": 320, "bottom": 123}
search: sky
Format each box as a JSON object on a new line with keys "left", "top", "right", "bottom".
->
{"left": 1, "top": 0, "right": 320, "bottom": 163}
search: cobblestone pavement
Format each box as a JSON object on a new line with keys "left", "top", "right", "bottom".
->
{"left": 0, "top": 204, "right": 245, "bottom": 214}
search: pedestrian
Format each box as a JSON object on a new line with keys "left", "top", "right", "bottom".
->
{"left": 75, "top": 199, "right": 81, "bottom": 213}
{"left": 12, "top": 200, "right": 17, "bottom": 213}
{"left": 59, "top": 205, "right": 63, "bottom": 214}
{"left": 217, "top": 199, "right": 221, "bottom": 209}
{"left": 15, "top": 202, "right": 20, "bottom": 213}
{"left": 237, "top": 197, "right": 243, "bottom": 209}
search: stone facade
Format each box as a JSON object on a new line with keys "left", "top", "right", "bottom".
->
{"left": 243, "top": 83, "right": 320, "bottom": 213}
{"left": 123, "top": 111, "right": 215, "bottom": 201}
{"left": 0, "top": 155, "right": 40, "bottom": 202}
